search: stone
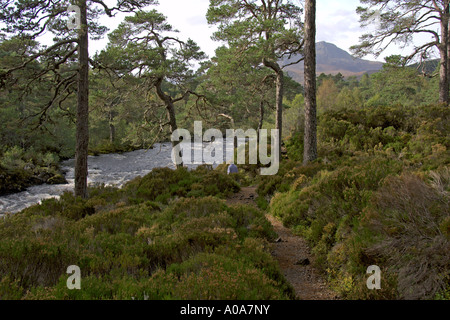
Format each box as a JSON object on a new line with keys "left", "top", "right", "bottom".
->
{"left": 23, "top": 163, "right": 36, "bottom": 171}
{"left": 295, "top": 258, "right": 310, "bottom": 266}
{"left": 47, "top": 174, "right": 68, "bottom": 185}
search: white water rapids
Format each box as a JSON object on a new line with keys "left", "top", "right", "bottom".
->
{"left": 0, "top": 140, "right": 238, "bottom": 215}
{"left": 0, "top": 143, "right": 169, "bottom": 215}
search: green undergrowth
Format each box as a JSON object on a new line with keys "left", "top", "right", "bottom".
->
{"left": 0, "top": 146, "right": 67, "bottom": 195}
{"left": 0, "top": 165, "right": 294, "bottom": 300}
{"left": 261, "top": 104, "right": 449, "bottom": 300}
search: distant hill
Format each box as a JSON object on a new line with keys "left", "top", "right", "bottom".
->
{"left": 282, "top": 41, "right": 384, "bottom": 84}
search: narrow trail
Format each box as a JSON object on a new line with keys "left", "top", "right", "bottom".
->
{"left": 226, "top": 186, "right": 337, "bottom": 300}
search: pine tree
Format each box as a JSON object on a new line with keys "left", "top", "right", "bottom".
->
{"left": 303, "top": 0, "right": 317, "bottom": 165}
{"left": 351, "top": 0, "right": 450, "bottom": 104}
{"left": 0, "top": 0, "right": 156, "bottom": 197}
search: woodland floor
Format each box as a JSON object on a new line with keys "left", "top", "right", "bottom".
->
{"left": 227, "top": 186, "right": 338, "bottom": 300}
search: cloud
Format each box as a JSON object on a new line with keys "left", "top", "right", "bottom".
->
{"left": 157, "top": 0, "right": 218, "bottom": 57}
{"left": 316, "top": 2, "right": 362, "bottom": 53}
{"left": 88, "top": 0, "right": 412, "bottom": 62}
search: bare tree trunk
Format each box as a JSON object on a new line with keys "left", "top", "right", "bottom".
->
{"left": 440, "top": 6, "right": 449, "bottom": 104}
{"left": 275, "top": 69, "right": 284, "bottom": 148}
{"left": 156, "top": 78, "right": 183, "bottom": 168}
{"left": 167, "top": 102, "right": 183, "bottom": 168}
{"left": 166, "top": 101, "right": 178, "bottom": 139}
{"left": 262, "top": 58, "right": 283, "bottom": 156}
{"left": 303, "top": 0, "right": 317, "bottom": 165}
{"left": 109, "top": 124, "right": 115, "bottom": 145}
{"left": 257, "top": 100, "right": 264, "bottom": 146}
{"left": 258, "top": 100, "right": 264, "bottom": 133}
{"left": 445, "top": 1, "right": 450, "bottom": 105}
{"left": 440, "top": 46, "right": 448, "bottom": 104}
{"left": 109, "top": 110, "right": 115, "bottom": 144}
{"left": 75, "top": 0, "right": 89, "bottom": 198}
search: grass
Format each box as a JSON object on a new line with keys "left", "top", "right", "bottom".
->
{"left": 1, "top": 103, "right": 448, "bottom": 300}
{"left": 260, "top": 103, "right": 449, "bottom": 300}
{"left": 0, "top": 165, "right": 294, "bottom": 300}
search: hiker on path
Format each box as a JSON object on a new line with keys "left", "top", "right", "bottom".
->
{"left": 227, "top": 163, "right": 238, "bottom": 175}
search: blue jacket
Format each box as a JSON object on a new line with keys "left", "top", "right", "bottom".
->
{"left": 227, "top": 163, "right": 238, "bottom": 174}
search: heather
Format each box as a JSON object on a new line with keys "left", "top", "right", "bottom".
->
{"left": 261, "top": 104, "right": 449, "bottom": 299}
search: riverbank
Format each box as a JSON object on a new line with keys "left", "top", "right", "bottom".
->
{"left": 0, "top": 140, "right": 239, "bottom": 214}
{"left": 88, "top": 142, "right": 153, "bottom": 157}
{"left": 0, "top": 146, "right": 176, "bottom": 214}
{"left": 0, "top": 141, "right": 151, "bottom": 197}
{"left": 0, "top": 146, "right": 67, "bottom": 196}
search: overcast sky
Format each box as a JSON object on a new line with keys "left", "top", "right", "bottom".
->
{"left": 88, "top": 0, "right": 434, "bottom": 63}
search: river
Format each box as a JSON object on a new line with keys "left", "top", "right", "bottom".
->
{"left": 0, "top": 140, "right": 239, "bottom": 215}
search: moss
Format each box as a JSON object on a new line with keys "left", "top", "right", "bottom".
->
{"left": 47, "top": 174, "right": 68, "bottom": 185}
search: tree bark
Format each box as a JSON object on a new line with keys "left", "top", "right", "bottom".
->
{"left": 75, "top": 0, "right": 89, "bottom": 198}
{"left": 109, "top": 110, "right": 115, "bottom": 144}
{"left": 440, "top": 4, "right": 449, "bottom": 104}
{"left": 155, "top": 78, "right": 183, "bottom": 168}
{"left": 446, "top": 1, "right": 450, "bottom": 105}
{"left": 303, "top": 0, "right": 317, "bottom": 165}
{"left": 109, "top": 124, "right": 115, "bottom": 145}
{"left": 440, "top": 44, "right": 448, "bottom": 104}
{"left": 258, "top": 100, "right": 264, "bottom": 133}
{"left": 257, "top": 100, "right": 264, "bottom": 146}
{"left": 262, "top": 58, "right": 283, "bottom": 156}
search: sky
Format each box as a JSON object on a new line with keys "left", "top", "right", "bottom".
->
{"left": 85, "top": 0, "right": 436, "bottom": 63}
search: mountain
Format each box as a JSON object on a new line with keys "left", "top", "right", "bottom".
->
{"left": 283, "top": 41, "right": 384, "bottom": 84}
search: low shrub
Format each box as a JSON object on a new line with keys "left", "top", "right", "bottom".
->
{"left": 0, "top": 168, "right": 290, "bottom": 300}
{"left": 124, "top": 166, "right": 239, "bottom": 204}
{"left": 264, "top": 104, "right": 449, "bottom": 300}
{"left": 363, "top": 172, "right": 450, "bottom": 300}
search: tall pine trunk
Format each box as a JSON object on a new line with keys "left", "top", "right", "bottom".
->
{"left": 109, "top": 124, "right": 115, "bottom": 144}
{"left": 258, "top": 100, "right": 264, "bottom": 133}
{"left": 303, "top": 0, "right": 317, "bottom": 165}
{"left": 439, "top": 5, "right": 449, "bottom": 104}
{"left": 445, "top": 1, "right": 450, "bottom": 105}
{"left": 257, "top": 100, "right": 265, "bottom": 146}
{"left": 262, "top": 58, "right": 283, "bottom": 156}
{"left": 109, "top": 110, "right": 115, "bottom": 144}
{"left": 275, "top": 69, "right": 284, "bottom": 153}
{"left": 75, "top": 0, "right": 89, "bottom": 198}
{"left": 166, "top": 102, "right": 183, "bottom": 168}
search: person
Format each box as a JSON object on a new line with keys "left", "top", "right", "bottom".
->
{"left": 227, "top": 162, "right": 238, "bottom": 175}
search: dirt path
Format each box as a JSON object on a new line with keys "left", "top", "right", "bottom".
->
{"left": 227, "top": 186, "right": 337, "bottom": 300}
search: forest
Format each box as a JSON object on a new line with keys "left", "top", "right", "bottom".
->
{"left": 0, "top": 0, "right": 449, "bottom": 302}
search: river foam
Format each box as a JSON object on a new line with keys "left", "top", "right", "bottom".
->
{"left": 0, "top": 140, "right": 238, "bottom": 215}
